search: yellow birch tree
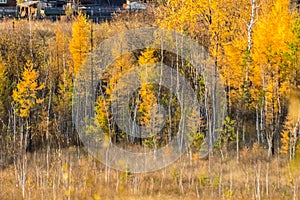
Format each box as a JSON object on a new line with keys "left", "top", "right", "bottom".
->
{"left": 251, "top": 0, "right": 295, "bottom": 156}
{"left": 69, "top": 12, "right": 91, "bottom": 76}
{"left": 137, "top": 48, "right": 159, "bottom": 127}
{"left": 12, "top": 61, "right": 44, "bottom": 118}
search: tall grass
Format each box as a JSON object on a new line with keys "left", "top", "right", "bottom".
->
{"left": 0, "top": 146, "right": 299, "bottom": 200}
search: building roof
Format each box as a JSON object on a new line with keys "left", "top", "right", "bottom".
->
{"left": 18, "top": 1, "right": 39, "bottom": 7}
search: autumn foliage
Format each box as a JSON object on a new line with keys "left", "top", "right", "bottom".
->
{"left": 0, "top": 0, "right": 300, "bottom": 199}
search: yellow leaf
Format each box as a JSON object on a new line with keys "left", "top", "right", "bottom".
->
{"left": 65, "top": 188, "right": 71, "bottom": 196}
{"left": 63, "top": 172, "right": 68, "bottom": 180}
{"left": 93, "top": 193, "right": 101, "bottom": 200}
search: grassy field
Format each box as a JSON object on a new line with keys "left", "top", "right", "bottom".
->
{"left": 1, "top": 145, "right": 299, "bottom": 200}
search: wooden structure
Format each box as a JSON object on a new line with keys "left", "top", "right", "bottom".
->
{"left": 17, "top": 1, "right": 39, "bottom": 18}
{"left": 0, "top": 0, "right": 16, "bottom": 7}
{"left": 0, "top": 0, "right": 16, "bottom": 18}
{"left": 88, "top": 0, "right": 124, "bottom": 6}
{"left": 0, "top": 0, "right": 126, "bottom": 20}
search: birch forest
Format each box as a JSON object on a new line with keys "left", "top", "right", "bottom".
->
{"left": 1, "top": 0, "right": 300, "bottom": 199}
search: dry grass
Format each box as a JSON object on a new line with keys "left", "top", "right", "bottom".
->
{"left": 0, "top": 146, "right": 299, "bottom": 200}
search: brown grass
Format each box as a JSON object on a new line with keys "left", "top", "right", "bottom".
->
{"left": 0, "top": 145, "right": 299, "bottom": 200}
